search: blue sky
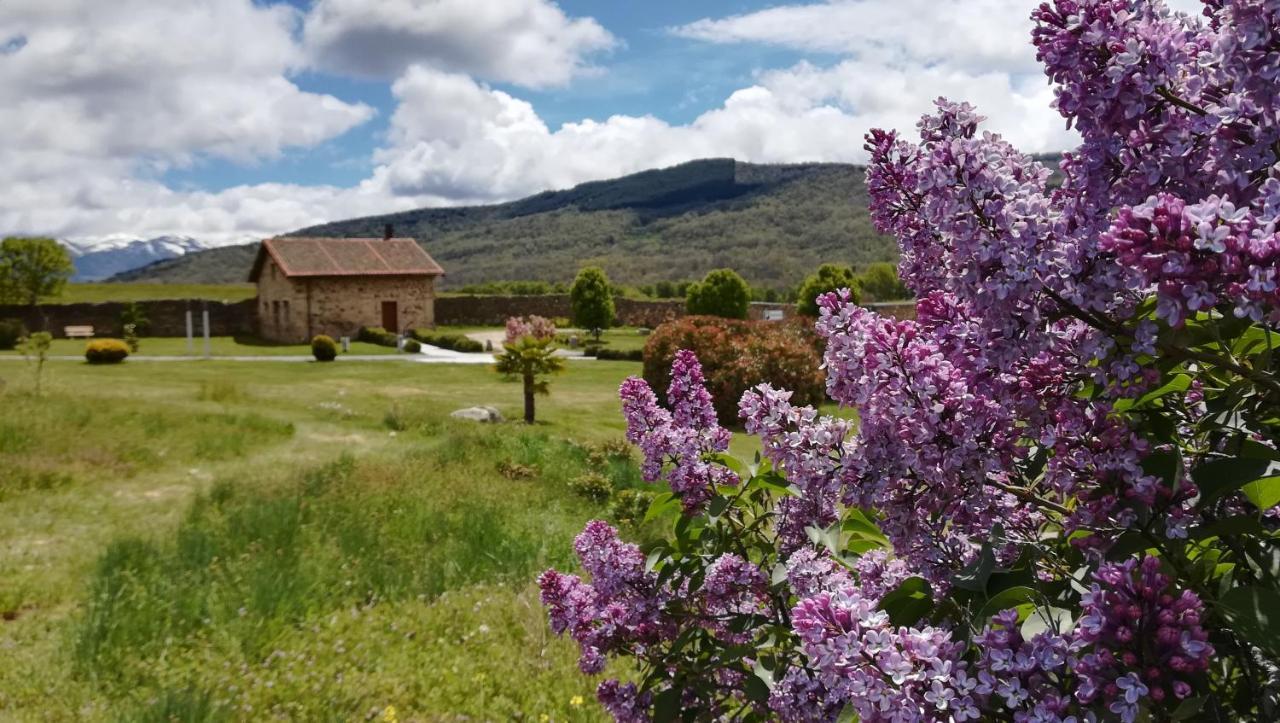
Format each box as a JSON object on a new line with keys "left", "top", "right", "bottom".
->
{"left": 163, "top": 1, "right": 820, "bottom": 193}
{"left": 0, "top": 0, "right": 1199, "bottom": 246}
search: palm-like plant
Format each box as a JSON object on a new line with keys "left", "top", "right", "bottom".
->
{"left": 494, "top": 332, "right": 564, "bottom": 424}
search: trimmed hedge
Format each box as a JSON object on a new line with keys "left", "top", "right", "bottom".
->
{"left": 403, "top": 338, "right": 422, "bottom": 353}
{"left": 312, "top": 335, "right": 337, "bottom": 362}
{"left": 410, "top": 329, "right": 484, "bottom": 353}
{"left": 642, "top": 316, "right": 824, "bottom": 425}
{"left": 0, "top": 318, "right": 25, "bottom": 350}
{"left": 357, "top": 326, "right": 398, "bottom": 347}
{"left": 583, "top": 345, "right": 643, "bottom": 361}
{"left": 85, "top": 339, "right": 130, "bottom": 364}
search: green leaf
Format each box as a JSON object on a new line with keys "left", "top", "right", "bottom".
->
{"left": 1191, "top": 515, "right": 1266, "bottom": 541}
{"left": 653, "top": 687, "right": 681, "bottom": 722}
{"left": 977, "top": 586, "right": 1039, "bottom": 622}
{"left": 1192, "top": 457, "right": 1273, "bottom": 505}
{"left": 878, "top": 577, "right": 933, "bottom": 626}
{"left": 709, "top": 452, "right": 748, "bottom": 478}
{"left": 842, "top": 510, "right": 888, "bottom": 542}
{"left": 805, "top": 525, "right": 842, "bottom": 556}
{"left": 1115, "top": 374, "right": 1190, "bottom": 411}
{"left": 952, "top": 541, "right": 998, "bottom": 593}
{"left": 836, "top": 705, "right": 859, "bottom": 723}
{"left": 1218, "top": 585, "right": 1280, "bottom": 658}
{"left": 1242, "top": 476, "right": 1280, "bottom": 510}
{"left": 1170, "top": 696, "right": 1206, "bottom": 721}
{"left": 643, "top": 492, "right": 679, "bottom": 523}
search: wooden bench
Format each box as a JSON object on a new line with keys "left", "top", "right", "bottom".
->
{"left": 64, "top": 325, "right": 95, "bottom": 339}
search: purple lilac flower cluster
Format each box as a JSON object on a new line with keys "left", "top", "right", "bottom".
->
{"left": 537, "top": 521, "right": 672, "bottom": 676}
{"left": 1075, "top": 556, "right": 1213, "bottom": 720}
{"left": 972, "top": 609, "right": 1077, "bottom": 722}
{"left": 1102, "top": 192, "right": 1280, "bottom": 325}
{"left": 790, "top": 589, "right": 979, "bottom": 722}
{"left": 503, "top": 314, "right": 556, "bottom": 344}
{"left": 619, "top": 350, "right": 737, "bottom": 512}
{"left": 739, "top": 384, "right": 851, "bottom": 551}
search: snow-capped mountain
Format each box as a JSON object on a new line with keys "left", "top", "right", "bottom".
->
{"left": 64, "top": 236, "right": 211, "bottom": 281}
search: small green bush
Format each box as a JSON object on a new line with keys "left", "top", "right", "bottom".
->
{"left": 0, "top": 319, "right": 25, "bottom": 350}
{"left": 403, "top": 338, "right": 422, "bottom": 353}
{"left": 595, "top": 348, "right": 643, "bottom": 361}
{"left": 609, "top": 489, "right": 655, "bottom": 526}
{"left": 357, "top": 326, "right": 398, "bottom": 347}
{"left": 410, "top": 330, "right": 484, "bottom": 353}
{"left": 84, "top": 339, "right": 129, "bottom": 364}
{"left": 311, "top": 335, "right": 337, "bottom": 362}
{"left": 568, "top": 472, "right": 613, "bottom": 504}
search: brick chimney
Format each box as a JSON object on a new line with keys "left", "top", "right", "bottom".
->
{"left": 383, "top": 223, "right": 394, "bottom": 240}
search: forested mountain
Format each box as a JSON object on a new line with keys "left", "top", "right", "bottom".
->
{"left": 112, "top": 159, "right": 896, "bottom": 289}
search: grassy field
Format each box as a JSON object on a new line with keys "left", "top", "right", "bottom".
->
{"left": 0, "top": 357, "right": 670, "bottom": 720}
{"left": 51, "top": 283, "right": 258, "bottom": 304}
{"left": 0, "top": 336, "right": 401, "bottom": 358}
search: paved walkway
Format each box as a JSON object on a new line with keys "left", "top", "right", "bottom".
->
{"left": 0, "top": 344, "right": 596, "bottom": 364}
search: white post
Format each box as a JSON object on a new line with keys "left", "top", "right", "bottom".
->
{"left": 202, "top": 306, "right": 211, "bottom": 359}
{"left": 186, "top": 310, "right": 194, "bottom": 354}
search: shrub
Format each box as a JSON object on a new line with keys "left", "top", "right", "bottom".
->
{"left": 595, "top": 348, "right": 643, "bottom": 361}
{"left": 568, "top": 472, "right": 612, "bottom": 504}
{"left": 643, "top": 316, "right": 823, "bottom": 424}
{"left": 311, "top": 335, "right": 337, "bottom": 362}
{"left": 856, "top": 261, "right": 911, "bottom": 301}
{"left": 570, "top": 266, "right": 615, "bottom": 337}
{"left": 685, "top": 268, "right": 750, "bottom": 319}
{"left": 409, "top": 330, "right": 484, "bottom": 353}
{"left": 497, "top": 461, "right": 538, "bottom": 480}
{"left": 402, "top": 338, "right": 421, "bottom": 353}
{"left": 84, "top": 339, "right": 129, "bottom": 364}
{"left": 608, "top": 489, "right": 654, "bottom": 526}
{"left": 796, "top": 263, "right": 861, "bottom": 316}
{"left": 0, "top": 318, "right": 25, "bottom": 350}
{"left": 357, "top": 326, "right": 397, "bottom": 347}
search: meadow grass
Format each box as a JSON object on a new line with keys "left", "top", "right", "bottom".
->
{"left": 0, "top": 359, "right": 648, "bottom": 720}
{"left": 50, "top": 283, "right": 257, "bottom": 304}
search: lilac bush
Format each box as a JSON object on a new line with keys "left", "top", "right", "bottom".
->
{"left": 539, "top": 1, "right": 1280, "bottom": 719}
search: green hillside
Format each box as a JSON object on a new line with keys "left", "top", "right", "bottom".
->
{"left": 112, "top": 159, "right": 895, "bottom": 290}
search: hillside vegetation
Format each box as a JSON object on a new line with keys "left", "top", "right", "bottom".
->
{"left": 112, "top": 159, "right": 894, "bottom": 290}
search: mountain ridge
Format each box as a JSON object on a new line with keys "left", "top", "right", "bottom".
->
{"left": 111, "top": 159, "right": 896, "bottom": 289}
{"left": 67, "top": 235, "right": 211, "bottom": 282}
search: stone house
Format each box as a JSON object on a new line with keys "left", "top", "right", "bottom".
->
{"left": 249, "top": 233, "right": 444, "bottom": 343}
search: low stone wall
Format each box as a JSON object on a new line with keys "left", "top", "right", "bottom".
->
{"left": 0, "top": 299, "right": 256, "bottom": 338}
{"left": 435, "top": 294, "right": 796, "bottom": 327}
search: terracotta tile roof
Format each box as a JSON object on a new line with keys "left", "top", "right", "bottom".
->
{"left": 249, "top": 237, "right": 444, "bottom": 281}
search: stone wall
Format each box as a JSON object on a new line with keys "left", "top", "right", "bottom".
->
{"left": 255, "top": 258, "right": 437, "bottom": 342}
{"left": 435, "top": 294, "right": 796, "bottom": 327}
{"left": 0, "top": 299, "right": 256, "bottom": 338}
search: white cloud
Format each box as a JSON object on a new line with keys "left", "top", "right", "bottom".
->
{"left": 303, "top": 0, "right": 617, "bottom": 87}
{"left": 671, "top": 0, "right": 1041, "bottom": 74}
{"left": 0, "top": 0, "right": 1117, "bottom": 248}
{"left": 368, "top": 60, "right": 1075, "bottom": 203}
{"left": 0, "top": 0, "right": 376, "bottom": 244}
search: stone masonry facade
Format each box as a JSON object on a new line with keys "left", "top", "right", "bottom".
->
{"left": 255, "top": 257, "right": 436, "bottom": 342}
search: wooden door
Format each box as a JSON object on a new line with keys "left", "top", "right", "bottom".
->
{"left": 381, "top": 301, "right": 398, "bottom": 333}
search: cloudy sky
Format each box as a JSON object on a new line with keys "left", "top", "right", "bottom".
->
{"left": 0, "top": 0, "right": 1202, "bottom": 248}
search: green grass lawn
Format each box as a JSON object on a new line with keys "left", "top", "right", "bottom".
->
{"left": 0, "top": 336, "right": 401, "bottom": 357}
{"left": 51, "top": 283, "right": 258, "bottom": 304}
{"left": 0, "top": 359, "right": 659, "bottom": 720}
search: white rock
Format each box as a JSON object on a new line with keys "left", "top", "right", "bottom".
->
{"left": 450, "top": 406, "right": 503, "bottom": 423}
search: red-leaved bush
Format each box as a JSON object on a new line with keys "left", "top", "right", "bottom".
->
{"left": 642, "top": 316, "right": 823, "bottom": 425}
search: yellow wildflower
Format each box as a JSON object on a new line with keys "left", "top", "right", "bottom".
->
{"left": 382, "top": 705, "right": 398, "bottom": 723}
{"left": 569, "top": 695, "right": 584, "bottom": 707}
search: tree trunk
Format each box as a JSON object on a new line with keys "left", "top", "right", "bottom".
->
{"left": 523, "top": 371, "right": 535, "bottom": 424}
